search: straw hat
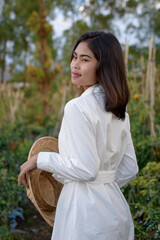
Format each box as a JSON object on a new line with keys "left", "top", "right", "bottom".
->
{"left": 26, "top": 137, "right": 63, "bottom": 227}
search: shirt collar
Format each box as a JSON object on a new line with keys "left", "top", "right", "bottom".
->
{"left": 81, "top": 83, "right": 104, "bottom": 97}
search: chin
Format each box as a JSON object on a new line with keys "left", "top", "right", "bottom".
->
{"left": 71, "top": 79, "right": 79, "bottom": 86}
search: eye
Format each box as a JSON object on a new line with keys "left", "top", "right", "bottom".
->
{"left": 73, "top": 55, "right": 77, "bottom": 60}
{"left": 82, "top": 58, "right": 88, "bottom": 62}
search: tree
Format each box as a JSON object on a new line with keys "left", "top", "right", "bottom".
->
{"left": 124, "top": 0, "right": 160, "bottom": 44}
{"left": 0, "top": 0, "right": 38, "bottom": 83}
{"left": 26, "top": 0, "right": 61, "bottom": 115}
{"left": 0, "top": 0, "right": 84, "bottom": 114}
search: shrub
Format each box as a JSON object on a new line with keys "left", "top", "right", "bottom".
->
{"left": 0, "top": 125, "right": 32, "bottom": 238}
{"left": 124, "top": 161, "right": 160, "bottom": 239}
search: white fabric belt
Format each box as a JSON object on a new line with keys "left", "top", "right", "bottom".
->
{"left": 88, "top": 170, "right": 115, "bottom": 184}
{"left": 62, "top": 170, "right": 115, "bottom": 184}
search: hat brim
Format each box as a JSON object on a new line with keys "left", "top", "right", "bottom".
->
{"left": 26, "top": 137, "right": 63, "bottom": 227}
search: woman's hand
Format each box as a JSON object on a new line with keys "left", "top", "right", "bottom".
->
{"left": 18, "top": 154, "right": 38, "bottom": 188}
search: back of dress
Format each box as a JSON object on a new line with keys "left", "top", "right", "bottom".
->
{"left": 84, "top": 84, "right": 138, "bottom": 188}
{"left": 37, "top": 83, "right": 139, "bottom": 240}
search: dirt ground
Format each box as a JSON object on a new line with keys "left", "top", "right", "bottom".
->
{"left": 13, "top": 200, "right": 53, "bottom": 240}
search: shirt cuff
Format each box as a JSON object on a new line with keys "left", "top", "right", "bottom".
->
{"left": 37, "top": 152, "right": 54, "bottom": 173}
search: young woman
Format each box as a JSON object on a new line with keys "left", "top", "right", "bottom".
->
{"left": 18, "top": 30, "right": 139, "bottom": 240}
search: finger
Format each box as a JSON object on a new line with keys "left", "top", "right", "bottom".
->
{"left": 18, "top": 173, "right": 24, "bottom": 186}
{"left": 18, "top": 172, "right": 28, "bottom": 188}
{"left": 20, "top": 174, "right": 29, "bottom": 188}
{"left": 22, "top": 174, "right": 29, "bottom": 188}
{"left": 18, "top": 173, "right": 22, "bottom": 186}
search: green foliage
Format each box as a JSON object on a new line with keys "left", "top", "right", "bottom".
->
{"left": 125, "top": 0, "right": 160, "bottom": 44}
{"left": 0, "top": 0, "right": 160, "bottom": 238}
{"left": 0, "top": 126, "right": 32, "bottom": 237}
{"left": 127, "top": 71, "right": 160, "bottom": 170}
{"left": 0, "top": 224, "right": 21, "bottom": 240}
{"left": 124, "top": 162, "right": 160, "bottom": 239}
{"left": 0, "top": 108, "right": 61, "bottom": 238}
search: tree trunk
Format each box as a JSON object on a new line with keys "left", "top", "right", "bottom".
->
{"left": 140, "top": 55, "right": 145, "bottom": 98}
{"left": 38, "top": 0, "right": 50, "bottom": 115}
{"left": 42, "top": 80, "right": 50, "bottom": 116}
{"left": 0, "top": 40, "right": 6, "bottom": 83}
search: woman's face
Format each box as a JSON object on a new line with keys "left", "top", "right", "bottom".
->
{"left": 70, "top": 41, "right": 98, "bottom": 90}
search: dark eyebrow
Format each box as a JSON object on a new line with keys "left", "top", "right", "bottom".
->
{"left": 73, "top": 51, "right": 92, "bottom": 59}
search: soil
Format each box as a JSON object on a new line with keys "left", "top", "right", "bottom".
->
{"left": 12, "top": 200, "right": 53, "bottom": 240}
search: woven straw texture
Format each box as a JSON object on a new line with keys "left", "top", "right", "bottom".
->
{"left": 26, "top": 137, "right": 63, "bottom": 227}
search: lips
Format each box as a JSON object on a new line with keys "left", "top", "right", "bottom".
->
{"left": 72, "top": 72, "right": 81, "bottom": 77}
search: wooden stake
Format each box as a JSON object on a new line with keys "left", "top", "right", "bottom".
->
{"left": 148, "top": 36, "right": 156, "bottom": 137}
{"left": 125, "top": 38, "right": 129, "bottom": 76}
{"left": 145, "top": 35, "right": 154, "bottom": 102}
{"left": 140, "top": 55, "right": 145, "bottom": 97}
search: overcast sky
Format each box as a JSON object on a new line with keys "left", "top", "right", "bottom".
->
{"left": 50, "top": 9, "right": 137, "bottom": 46}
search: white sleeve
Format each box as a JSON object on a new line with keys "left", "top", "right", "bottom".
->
{"left": 37, "top": 101, "right": 100, "bottom": 184}
{"left": 115, "top": 115, "right": 139, "bottom": 188}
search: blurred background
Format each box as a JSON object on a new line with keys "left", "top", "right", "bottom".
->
{"left": 0, "top": 0, "right": 160, "bottom": 239}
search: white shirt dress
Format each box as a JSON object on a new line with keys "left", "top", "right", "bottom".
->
{"left": 37, "top": 83, "right": 139, "bottom": 240}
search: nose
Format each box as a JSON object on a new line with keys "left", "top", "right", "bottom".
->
{"left": 71, "top": 60, "right": 80, "bottom": 70}
{"left": 75, "top": 65, "right": 80, "bottom": 69}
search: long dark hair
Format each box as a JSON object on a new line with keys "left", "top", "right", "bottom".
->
{"left": 71, "top": 30, "right": 130, "bottom": 120}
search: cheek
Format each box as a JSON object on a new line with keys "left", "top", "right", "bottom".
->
{"left": 92, "top": 63, "right": 98, "bottom": 77}
{"left": 90, "top": 68, "right": 98, "bottom": 83}
{"left": 88, "top": 66, "right": 97, "bottom": 78}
